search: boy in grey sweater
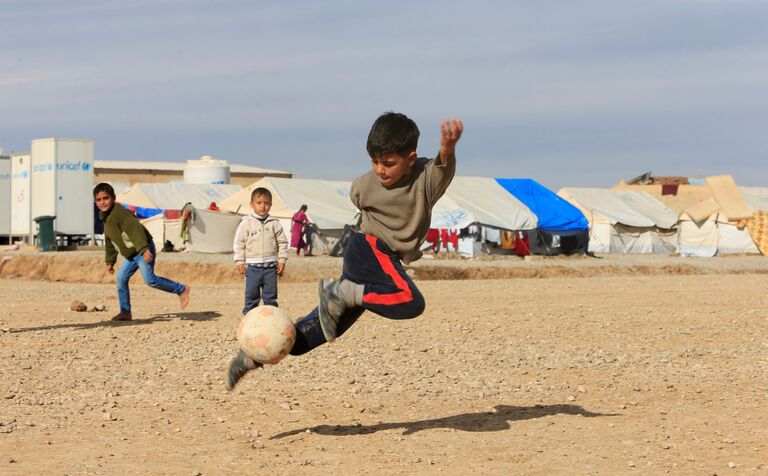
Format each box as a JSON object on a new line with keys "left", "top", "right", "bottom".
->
{"left": 227, "top": 112, "right": 462, "bottom": 389}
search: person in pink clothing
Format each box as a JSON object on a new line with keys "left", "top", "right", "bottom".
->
{"left": 291, "top": 205, "right": 310, "bottom": 256}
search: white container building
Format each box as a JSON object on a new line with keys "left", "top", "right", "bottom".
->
{"left": 0, "top": 155, "right": 10, "bottom": 237}
{"left": 183, "top": 155, "right": 230, "bottom": 184}
{"left": 11, "top": 153, "right": 32, "bottom": 236}
{"left": 30, "top": 138, "right": 94, "bottom": 236}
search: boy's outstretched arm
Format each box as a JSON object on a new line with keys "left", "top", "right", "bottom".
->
{"left": 438, "top": 118, "right": 463, "bottom": 164}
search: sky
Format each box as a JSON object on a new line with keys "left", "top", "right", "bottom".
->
{"left": 2, "top": 0, "right": 767, "bottom": 190}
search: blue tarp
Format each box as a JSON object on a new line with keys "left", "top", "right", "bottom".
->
{"left": 495, "top": 178, "right": 589, "bottom": 231}
{"left": 119, "top": 203, "right": 163, "bottom": 219}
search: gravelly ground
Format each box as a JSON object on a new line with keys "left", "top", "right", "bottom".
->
{"left": 1, "top": 256, "right": 767, "bottom": 474}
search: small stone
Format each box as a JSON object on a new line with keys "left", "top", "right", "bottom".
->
{"left": 628, "top": 461, "right": 635, "bottom": 467}
{"left": 728, "top": 462, "right": 736, "bottom": 468}
{"left": 102, "top": 412, "right": 114, "bottom": 421}
{"left": 70, "top": 301, "right": 88, "bottom": 312}
{"left": 577, "top": 385, "right": 586, "bottom": 393}
{"left": 567, "top": 395, "right": 576, "bottom": 402}
{"left": 193, "top": 470, "right": 202, "bottom": 476}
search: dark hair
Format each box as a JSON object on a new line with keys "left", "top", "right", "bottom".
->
{"left": 300, "top": 204, "right": 307, "bottom": 212}
{"left": 93, "top": 182, "right": 116, "bottom": 199}
{"left": 366, "top": 112, "right": 419, "bottom": 158}
{"left": 251, "top": 187, "right": 272, "bottom": 202}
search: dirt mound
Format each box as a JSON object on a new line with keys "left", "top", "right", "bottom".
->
{"left": 0, "top": 255, "right": 334, "bottom": 284}
{"left": 409, "top": 263, "right": 706, "bottom": 280}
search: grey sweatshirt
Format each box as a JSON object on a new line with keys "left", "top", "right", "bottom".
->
{"left": 350, "top": 153, "right": 455, "bottom": 263}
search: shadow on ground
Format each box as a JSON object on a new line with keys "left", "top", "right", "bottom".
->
{"left": 6, "top": 311, "right": 221, "bottom": 333}
{"left": 271, "top": 404, "right": 618, "bottom": 438}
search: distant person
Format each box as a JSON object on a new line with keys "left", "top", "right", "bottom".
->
{"left": 227, "top": 112, "right": 463, "bottom": 389}
{"left": 232, "top": 187, "right": 288, "bottom": 314}
{"left": 291, "top": 204, "right": 310, "bottom": 256}
{"left": 93, "top": 183, "right": 190, "bottom": 321}
{"left": 304, "top": 222, "right": 316, "bottom": 256}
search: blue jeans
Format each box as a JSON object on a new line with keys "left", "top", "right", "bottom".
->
{"left": 243, "top": 265, "right": 278, "bottom": 314}
{"left": 116, "top": 242, "right": 185, "bottom": 312}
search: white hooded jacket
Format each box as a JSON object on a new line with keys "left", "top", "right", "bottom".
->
{"left": 233, "top": 214, "right": 288, "bottom": 265}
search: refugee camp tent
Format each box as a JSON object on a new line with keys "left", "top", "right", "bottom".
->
{"left": 496, "top": 178, "right": 589, "bottom": 255}
{"left": 431, "top": 177, "right": 536, "bottom": 230}
{"left": 185, "top": 208, "right": 242, "bottom": 253}
{"left": 430, "top": 177, "right": 538, "bottom": 256}
{"left": 613, "top": 180, "right": 765, "bottom": 256}
{"left": 612, "top": 183, "right": 716, "bottom": 256}
{"left": 219, "top": 177, "right": 358, "bottom": 253}
{"left": 141, "top": 215, "right": 184, "bottom": 252}
{"left": 117, "top": 182, "right": 242, "bottom": 216}
{"left": 117, "top": 183, "right": 241, "bottom": 253}
{"left": 558, "top": 188, "right": 678, "bottom": 254}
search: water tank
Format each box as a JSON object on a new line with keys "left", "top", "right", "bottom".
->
{"left": 183, "top": 155, "right": 231, "bottom": 184}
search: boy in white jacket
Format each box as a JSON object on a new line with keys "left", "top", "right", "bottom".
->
{"left": 233, "top": 187, "right": 288, "bottom": 314}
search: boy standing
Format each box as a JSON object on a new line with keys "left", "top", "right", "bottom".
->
{"left": 233, "top": 187, "right": 288, "bottom": 314}
{"left": 227, "top": 112, "right": 462, "bottom": 389}
{"left": 94, "top": 183, "right": 190, "bottom": 321}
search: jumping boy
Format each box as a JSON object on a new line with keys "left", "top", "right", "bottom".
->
{"left": 233, "top": 187, "right": 288, "bottom": 314}
{"left": 94, "top": 183, "right": 190, "bottom": 321}
{"left": 227, "top": 112, "right": 463, "bottom": 389}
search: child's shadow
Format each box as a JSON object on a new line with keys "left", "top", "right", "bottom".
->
{"left": 271, "top": 404, "right": 618, "bottom": 439}
{"left": 7, "top": 311, "right": 221, "bottom": 333}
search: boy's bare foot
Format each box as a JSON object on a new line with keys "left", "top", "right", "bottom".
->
{"left": 111, "top": 311, "right": 132, "bottom": 321}
{"left": 318, "top": 278, "right": 346, "bottom": 343}
{"left": 179, "top": 285, "right": 191, "bottom": 310}
{"left": 226, "top": 350, "right": 262, "bottom": 390}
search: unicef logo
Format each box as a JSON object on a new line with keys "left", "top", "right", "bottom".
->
{"left": 82, "top": 162, "right": 91, "bottom": 171}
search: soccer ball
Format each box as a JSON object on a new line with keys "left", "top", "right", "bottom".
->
{"left": 237, "top": 305, "right": 296, "bottom": 364}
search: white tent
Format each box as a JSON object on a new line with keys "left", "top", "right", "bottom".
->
{"left": 676, "top": 186, "right": 765, "bottom": 257}
{"left": 558, "top": 188, "right": 678, "bottom": 254}
{"left": 611, "top": 182, "right": 763, "bottom": 257}
{"left": 140, "top": 215, "right": 185, "bottom": 253}
{"left": 220, "top": 177, "right": 358, "bottom": 253}
{"left": 118, "top": 182, "right": 242, "bottom": 211}
{"left": 186, "top": 208, "right": 242, "bottom": 253}
{"left": 433, "top": 176, "right": 538, "bottom": 231}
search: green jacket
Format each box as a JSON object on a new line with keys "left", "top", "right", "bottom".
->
{"left": 100, "top": 203, "right": 153, "bottom": 265}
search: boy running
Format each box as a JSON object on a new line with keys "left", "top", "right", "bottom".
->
{"left": 94, "top": 183, "right": 190, "bottom": 321}
{"left": 227, "top": 112, "right": 462, "bottom": 389}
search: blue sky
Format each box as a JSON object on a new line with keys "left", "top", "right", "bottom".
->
{"left": 2, "top": 0, "right": 767, "bottom": 189}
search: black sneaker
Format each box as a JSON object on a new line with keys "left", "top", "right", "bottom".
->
{"left": 226, "top": 350, "right": 262, "bottom": 391}
{"left": 317, "top": 278, "right": 346, "bottom": 343}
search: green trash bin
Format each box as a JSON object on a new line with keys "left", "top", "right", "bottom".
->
{"left": 34, "top": 215, "right": 57, "bottom": 252}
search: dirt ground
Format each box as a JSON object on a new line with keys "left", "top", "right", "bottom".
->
{"left": 1, "top": 253, "right": 767, "bottom": 475}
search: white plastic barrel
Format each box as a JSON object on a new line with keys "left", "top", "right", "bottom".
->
{"left": 183, "top": 155, "right": 231, "bottom": 184}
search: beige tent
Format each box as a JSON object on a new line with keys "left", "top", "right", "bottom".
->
{"left": 558, "top": 188, "right": 678, "bottom": 254}
{"left": 118, "top": 182, "right": 241, "bottom": 210}
{"left": 613, "top": 178, "right": 763, "bottom": 256}
{"left": 140, "top": 215, "right": 184, "bottom": 253}
{"left": 220, "top": 177, "right": 358, "bottom": 254}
